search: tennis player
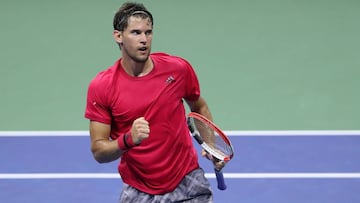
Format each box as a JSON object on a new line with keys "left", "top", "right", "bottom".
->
{"left": 84, "top": 2, "right": 223, "bottom": 202}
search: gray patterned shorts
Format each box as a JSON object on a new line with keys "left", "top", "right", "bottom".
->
{"left": 119, "top": 168, "right": 213, "bottom": 203}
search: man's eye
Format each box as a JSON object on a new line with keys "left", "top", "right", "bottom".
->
{"left": 131, "top": 31, "right": 140, "bottom": 35}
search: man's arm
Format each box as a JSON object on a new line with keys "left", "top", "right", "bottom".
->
{"left": 89, "top": 118, "right": 150, "bottom": 163}
{"left": 89, "top": 121, "right": 124, "bottom": 163}
{"left": 186, "top": 96, "right": 213, "bottom": 121}
{"left": 186, "top": 96, "right": 225, "bottom": 170}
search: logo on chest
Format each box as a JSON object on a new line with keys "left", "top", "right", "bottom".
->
{"left": 165, "top": 75, "right": 175, "bottom": 84}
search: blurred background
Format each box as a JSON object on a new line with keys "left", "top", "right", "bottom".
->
{"left": 1, "top": 0, "right": 359, "bottom": 131}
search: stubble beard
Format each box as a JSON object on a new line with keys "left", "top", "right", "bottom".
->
{"left": 132, "top": 53, "right": 149, "bottom": 63}
{"left": 123, "top": 47, "right": 151, "bottom": 63}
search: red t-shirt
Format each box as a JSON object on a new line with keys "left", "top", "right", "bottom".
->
{"left": 85, "top": 52, "right": 201, "bottom": 194}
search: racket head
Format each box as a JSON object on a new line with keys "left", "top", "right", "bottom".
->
{"left": 187, "top": 112, "right": 234, "bottom": 162}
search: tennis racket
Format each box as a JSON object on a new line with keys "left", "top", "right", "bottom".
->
{"left": 187, "top": 112, "right": 234, "bottom": 190}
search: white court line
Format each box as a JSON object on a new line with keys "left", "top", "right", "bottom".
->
{"left": 0, "top": 131, "right": 89, "bottom": 136}
{"left": 228, "top": 130, "right": 360, "bottom": 136}
{"left": 0, "top": 130, "right": 360, "bottom": 137}
{"left": 220, "top": 173, "right": 360, "bottom": 179}
{"left": 1, "top": 173, "right": 360, "bottom": 179}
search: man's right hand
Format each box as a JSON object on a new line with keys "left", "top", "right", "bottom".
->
{"left": 131, "top": 117, "right": 150, "bottom": 144}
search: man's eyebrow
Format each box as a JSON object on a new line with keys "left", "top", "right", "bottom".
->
{"left": 129, "top": 28, "right": 152, "bottom": 32}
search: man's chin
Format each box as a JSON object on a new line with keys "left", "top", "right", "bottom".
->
{"left": 133, "top": 55, "right": 150, "bottom": 63}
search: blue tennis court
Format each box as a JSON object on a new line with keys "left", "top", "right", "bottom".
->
{"left": 1, "top": 131, "right": 360, "bottom": 203}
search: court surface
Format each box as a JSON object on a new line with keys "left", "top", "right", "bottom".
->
{"left": 1, "top": 131, "right": 360, "bottom": 203}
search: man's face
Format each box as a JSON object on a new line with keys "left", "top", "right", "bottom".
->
{"left": 116, "top": 16, "right": 153, "bottom": 63}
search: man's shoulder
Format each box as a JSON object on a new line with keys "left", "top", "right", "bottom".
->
{"left": 89, "top": 60, "right": 119, "bottom": 88}
{"left": 151, "top": 52, "right": 189, "bottom": 66}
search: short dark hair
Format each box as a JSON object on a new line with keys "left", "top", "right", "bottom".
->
{"left": 113, "top": 2, "right": 154, "bottom": 31}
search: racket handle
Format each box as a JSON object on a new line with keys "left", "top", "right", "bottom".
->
{"left": 214, "top": 168, "right": 227, "bottom": 190}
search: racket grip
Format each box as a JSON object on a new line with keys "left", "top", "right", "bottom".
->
{"left": 214, "top": 168, "right": 227, "bottom": 190}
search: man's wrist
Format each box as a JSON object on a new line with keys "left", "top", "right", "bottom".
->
{"left": 117, "top": 132, "right": 137, "bottom": 150}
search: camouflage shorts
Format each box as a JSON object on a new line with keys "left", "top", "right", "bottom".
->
{"left": 119, "top": 168, "right": 213, "bottom": 203}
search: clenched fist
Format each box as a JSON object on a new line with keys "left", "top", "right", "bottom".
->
{"left": 131, "top": 117, "right": 150, "bottom": 144}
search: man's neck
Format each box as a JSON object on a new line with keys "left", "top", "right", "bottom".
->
{"left": 121, "top": 57, "right": 153, "bottom": 77}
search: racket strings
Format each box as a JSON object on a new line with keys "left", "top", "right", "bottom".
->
{"left": 193, "top": 118, "right": 233, "bottom": 157}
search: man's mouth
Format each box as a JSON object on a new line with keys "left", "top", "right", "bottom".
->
{"left": 139, "top": 47, "right": 147, "bottom": 51}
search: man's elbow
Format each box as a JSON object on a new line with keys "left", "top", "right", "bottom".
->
{"left": 91, "top": 147, "right": 108, "bottom": 163}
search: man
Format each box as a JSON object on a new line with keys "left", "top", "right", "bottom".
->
{"left": 85, "top": 2, "right": 223, "bottom": 202}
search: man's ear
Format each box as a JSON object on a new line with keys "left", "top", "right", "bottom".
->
{"left": 113, "top": 30, "right": 122, "bottom": 44}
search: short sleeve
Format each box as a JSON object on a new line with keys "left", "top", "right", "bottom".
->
{"left": 182, "top": 58, "right": 200, "bottom": 101}
{"left": 84, "top": 75, "right": 112, "bottom": 124}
